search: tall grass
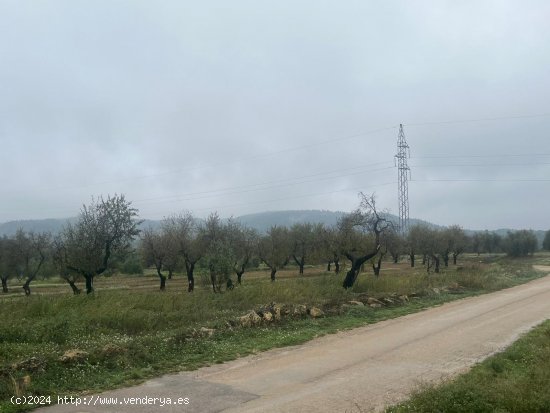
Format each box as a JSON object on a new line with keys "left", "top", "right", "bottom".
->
{"left": 0, "top": 256, "right": 546, "bottom": 412}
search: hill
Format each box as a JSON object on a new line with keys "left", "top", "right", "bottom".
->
{"left": 0, "top": 211, "right": 545, "bottom": 247}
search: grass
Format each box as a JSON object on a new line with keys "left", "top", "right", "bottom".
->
{"left": 0, "top": 254, "right": 548, "bottom": 412}
{"left": 386, "top": 319, "right": 550, "bottom": 413}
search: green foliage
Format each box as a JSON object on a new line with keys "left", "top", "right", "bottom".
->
{"left": 118, "top": 252, "right": 144, "bottom": 275}
{"left": 542, "top": 230, "right": 550, "bottom": 251}
{"left": 502, "top": 230, "right": 538, "bottom": 257}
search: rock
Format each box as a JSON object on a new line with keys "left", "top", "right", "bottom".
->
{"left": 308, "top": 307, "right": 324, "bottom": 318}
{"left": 13, "top": 375, "right": 31, "bottom": 396}
{"left": 101, "top": 344, "right": 126, "bottom": 356}
{"left": 10, "top": 357, "right": 45, "bottom": 372}
{"left": 239, "top": 311, "right": 262, "bottom": 327}
{"left": 293, "top": 305, "right": 308, "bottom": 317}
{"left": 262, "top": 312, "right": 273, "bottom": 322}
{"left": 199, "top": 327, "right": 216, "bottom": 337}
{"left": 272, "top": 305, "right": 282, "bottom": 320}
{"left": 398, "top": 295, "right": 409, "bottom": 303}
{"left": 369, "top": 303, "right": 382, "bottom": 308}
{"left": 59, "top": 349, "right": 89, "bottom": 363}
{"left": 382, "top": 297, "right": 395, "bottom": 305}
{"left": 348, "top": 300, "right": 365, "bottom": 306}
{"left": 366, "top": 297, "right": 383, "bottom": 306}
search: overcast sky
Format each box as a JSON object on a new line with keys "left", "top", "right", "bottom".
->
{"left": 1, "top": 1, "right": 549, "bottom": 230}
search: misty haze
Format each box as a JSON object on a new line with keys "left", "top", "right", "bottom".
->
{"left": 1, "top": 2, "right": 550, "bottom": 413}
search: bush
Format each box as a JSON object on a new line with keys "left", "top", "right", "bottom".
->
{"left": 502, "top": 230, "right": 538, "bottom": 257}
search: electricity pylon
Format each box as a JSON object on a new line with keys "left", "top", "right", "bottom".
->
{"left": 395, "top": 124, "right": 411, "bottom": 234}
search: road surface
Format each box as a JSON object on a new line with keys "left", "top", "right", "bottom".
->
{"left": 38, "top": 267, "right": 550, "bottom": 413}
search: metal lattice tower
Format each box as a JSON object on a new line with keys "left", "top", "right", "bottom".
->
{"left": 395, "top": 124, "right": 411, "bottom": 233}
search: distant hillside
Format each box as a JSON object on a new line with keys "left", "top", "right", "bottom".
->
{"left": 235, "top": 210, "right": 346, "bottom": 233}
{"left": 0, "top": 218, "right": 74, "bottom": 237}
{"left": 0, "top": 218, "right": 161, "bottom": 237}
{"left": 0, "top": 211, "right": 545, "bottom": 247}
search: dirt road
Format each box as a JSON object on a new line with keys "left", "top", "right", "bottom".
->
{"left": 39, "top": 268, "right": 550, "bottom": 413}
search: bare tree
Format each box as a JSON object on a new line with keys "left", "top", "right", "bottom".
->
{"left": 320, "top": 226, "right": 342, "bottom": 273}
{"left": 258, "top": 226, "right": 290, "bottom": 281}
{"left": 52, "top": 235, "right": 82, "bottom": 294}
{"left": 62, "top": 195, "right": 141, "bottom": 294}
{"left": 0, "top": 236, "right": 17, "bottom": 293}
{"left": 12, "top": 230, "right": 50, "bottom": 296}
{"left": 227, "top": 219, "right": 258, "bottom": 284}
{"left": 289, "top": 223, "right": 317, "bottom": 275}
{"left": 341, "top": 193, "right": 389, "bottom": 289}
{"left": 140, "top": 227, "right": 173, "bottom": 291}
{"left": 447, "top": 225, "right": 469, "bottom": 265}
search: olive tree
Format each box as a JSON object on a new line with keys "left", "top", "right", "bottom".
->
{"left": 0, "top": 236, "right": 17, "bottom": 293}
{"left": 258, "top": 226, "right": 290, "bottom": 281}
{"left": 202, "top": 213, "right": 236, "bottom": 292}
{"left": 341, "top": 193, "right": 389, "bottom": 289}
{"left": 62, "top": 195, "right": 141, "bottom": 294}
{"left": 163, "top": 212, "right": 205, "bottom": 292}
{"left": 140, "top": 227, "right": 177, "bottom": 291}
{"left": 542, "top": 230, "right": 550, "bottom": 251}
{"left": 52, "top": 235, "right": 83, "bottom": 294}
{"left": 289, "top": 223, "right": 318, "bottom": 275}
{"left": 12, "top": 229, "right": 51, "bottom": 296}
{"left": 502, "top": 230, "right": 538, "bottom": 257}
{"left": 319, "top": 226, "right": 342, "bottom": 273}
{"left": 227, "top": 220, "right": 258, "bottom": 284}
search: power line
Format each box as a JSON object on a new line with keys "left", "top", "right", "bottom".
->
{"left": 411, "top": 153, "right": 550, "bottom": 159}
{"left": 404, "top": 112, "right": 550, "bottom": 127}
{"left": 412, "top": 178, "right": 550, "bottom": 183}
{"left": 139, "top": 181, "right": 398, "bottom": 217}
{"left": 132, "top": 161, "right": 393, "bottom": 204}
{"left": 132, "top": 165, "right": 395, "bottom": 206}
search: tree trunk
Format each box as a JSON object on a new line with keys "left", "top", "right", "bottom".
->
{"left": 453, "top": 253, "right": 458, "bottom": 265}
{"left": 432, "top": 255, "right": 440, "bottom": 273}
{"left": 372, "top": 254, "right": 383, "bottom": 277}
{"left": 270, "top": 268, "right": 277, "bottom": 282}
{"left": 68, "top": 280, "right": 81, "bottom": 295}
{"left": 443, "top": 252, "right": 449, "bottom": 267}
{"left": 168, "top": 269, "right": 173, "bottom": 280}
{"left": 236, "top": 270, "right": 244, "bottom": 284}
{"left": 226, "top": 278, "right": 234, "bottom": 290}
{"left": 392, "top": 253, "right": 399, "bottom": 264}
{"left": 85, "top": 276, "right": 94, "bottom": 294}
{"left": 156, "top": 266, "right": 167, "bottom": 291}
{"left": 334, "top": 259, "right": 340, "bottom": 274}
{"left": 327, "top": 261, "right": 332, "bottom": 272}
{"left": 1, "top": 278, "right": 8, "bottom": 293}
{"left": 422, "top": 254, "right": 427, "bottom": 265}
{"left": 211, "top": 273, "right": 217, "bottom": 293}
{"left": 293, "top": 255, "right": 305, "bottom": 275}
{"left": 185, "top": 261, "right": 195, "bottom": 292}
{"left": 342, "top": 248, "right": 380, "bottom": 289}
{"left": 409, "top": 253, "right": 415, "bottom": 267}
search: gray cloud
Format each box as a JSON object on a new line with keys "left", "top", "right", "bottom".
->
{"left": 1, "top": 0, "right": 549, "bottom": 229}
